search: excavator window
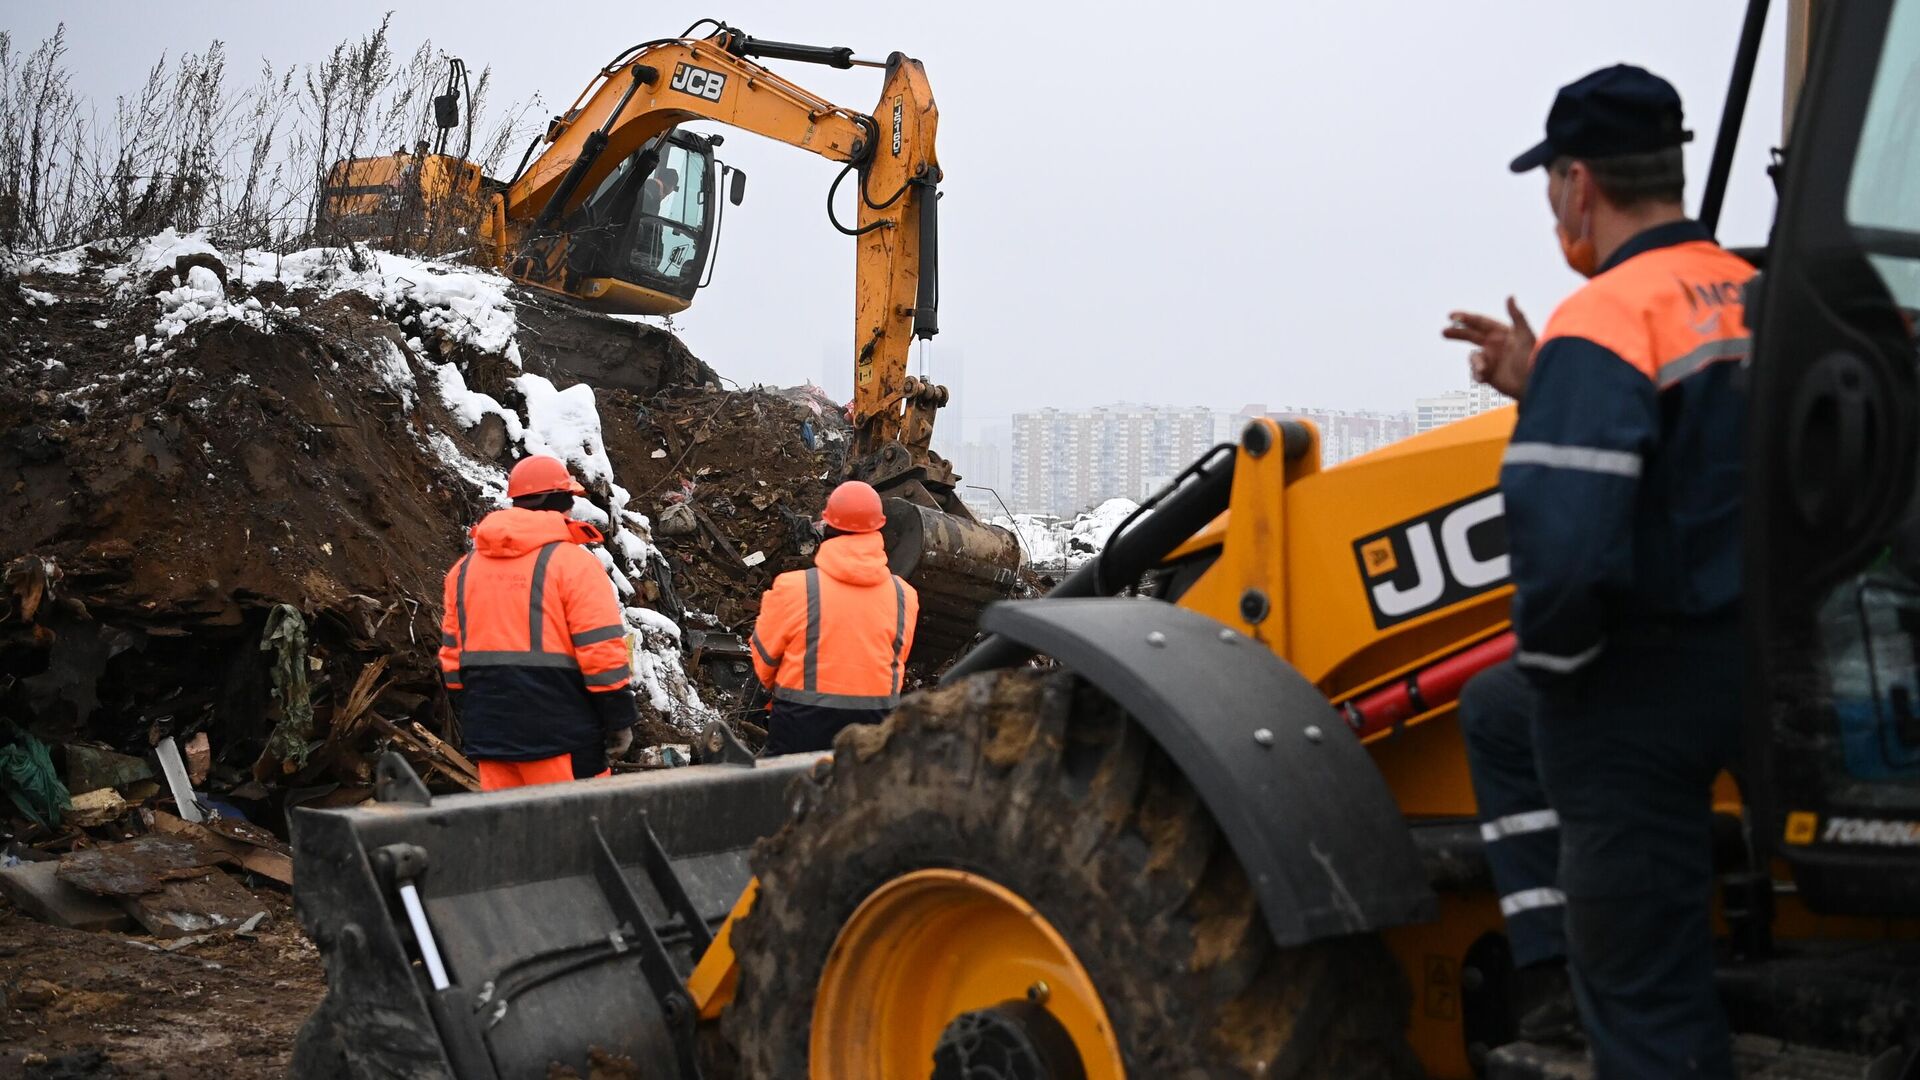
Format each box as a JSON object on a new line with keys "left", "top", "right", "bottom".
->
{"left": 1845, "top": 0, "right": 1920, "bottom": 307}
{"left": 567, "top": 133, "right": 717, "bottom": 304}
{"left": 637, "top": 143, "right": 710, "bottom": 281}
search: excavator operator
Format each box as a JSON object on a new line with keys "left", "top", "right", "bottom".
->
{"left": 439, "top": 456, "right": 639, "bottom": 791}
{"left": 1443, "top": 65, "right": 1753, "bottom": 1078}
{"left": 750, "top": 481, "right": 918, "bottom": 755}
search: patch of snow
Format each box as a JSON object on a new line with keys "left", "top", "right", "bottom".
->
{"left": 626, "top": 610, "right": 706, "bottom": 720}
{"left": 432, "top": 362, "right": 525, "bottom": 441}
{"left": 107, "top": 227, "right": 223, "bottom": 287}
{"left": 992, "top": 498, "right": 1139, "bottom": 571}
{"left": 371, "top": 339, "right": 416, "bottom": 410}
{"left": 515, "top": 374, "right": 612, "bottom": 484}
{"left": 627, "top": 605, "right": 682, "bottom": 640}
{"left": 614, "top": 528, "right": 655, "bottom": 569}
{"left": 240, "top": 247, "right": 524, "bottom": 366}
{"left": 25, "top": 245, "right": 87, "bottom": 276}
{"left": 20, "top": 286, "right": 57, "bottom": 307}
{"left": 425, "top": 431, "right": 509, "bottom": 507}
{"left": 589, "top": 545, "right": 635, "bottom": 598}
{"left": 569, "top": 496, "right": 610, "bottom": 527}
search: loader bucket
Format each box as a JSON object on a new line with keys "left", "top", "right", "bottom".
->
{"left": 881, "top": 497, "right": 1022, "bottom": 668}
{"left": 289, "top": 751, "right": 816, "bottom": 1080}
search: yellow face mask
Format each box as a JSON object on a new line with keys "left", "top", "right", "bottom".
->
{"left": 1556, "top": 176, "right": 1598, "bottom": 277}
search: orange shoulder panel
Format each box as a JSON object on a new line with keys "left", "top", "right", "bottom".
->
{"left": 1535, "top": 241, "right": 1756, "bottom": 383}
{"left": 1535, "top": 271, "right": 1657, "bottom": 377}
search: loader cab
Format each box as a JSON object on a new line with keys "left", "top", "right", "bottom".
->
{"left": 1748, "top": 0, "right": 1920, "bottom": 915}
{"left": 565, "top": 129, "right": 743, "bottom": 315}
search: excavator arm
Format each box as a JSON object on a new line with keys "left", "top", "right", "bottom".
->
{"left": 495, "top": 27, "right": 944, "bottom": 469}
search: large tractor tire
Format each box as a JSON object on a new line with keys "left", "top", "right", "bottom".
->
{"left": 725, "top": 668, "right": 1420, "bottom": 1080}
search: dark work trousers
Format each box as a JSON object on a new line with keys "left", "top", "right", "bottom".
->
{"left": 1536, "top": 622, "right": 1743, "bottom": 1079}
{"left": 1460, "top": 661, "right": 1568, "bottom": 969}
{"left": 762, "top": 700, "right": 888, "bottom": 756}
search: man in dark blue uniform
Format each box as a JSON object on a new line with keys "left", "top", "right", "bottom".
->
{"left": 1444, "top": 65, "right": 1753, "bottom": 1077}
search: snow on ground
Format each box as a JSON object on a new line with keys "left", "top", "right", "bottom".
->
{"left": 371, "top": 339, "right": 416, "bottom": 410}
{"left": 425, "top": 432, "right": 509, "bottom": 508}
{"left": 515, "top": 374, "right": 612, "bottom": 484}
{"left": 106, "top": 227, "right": 225, "bottom": 286}
{"left": 994, "top": 497, "right": 1139, "bottom": 571}
{"left": 432, "top": 362, "right": 524, "bottom": 440}
{"left": 239, "top": 245, "right": 524, "bottom": 365}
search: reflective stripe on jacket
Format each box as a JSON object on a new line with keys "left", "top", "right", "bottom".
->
{"left": 750, "top": 531, "right": 919, "bottom": 710}
{"left": 1501, "top": 220, "right": 1752, "bottom": 680}
{"left": 438, "top": 507, "right": 633, "bottom": 760}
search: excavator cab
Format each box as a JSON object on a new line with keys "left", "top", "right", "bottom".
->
{"left": 562, "top": 129, "right": 744, "bottom": 315}
{"left": 1747, "top": 0, "right": 1920, "bottom": 916}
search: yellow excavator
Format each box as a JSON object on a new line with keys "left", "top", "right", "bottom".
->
{"left": 322, "top": 22, "right": 1016, "bottom": 664}
{"left": 292, "top": 2, "right": 1920, "bottom": 1077}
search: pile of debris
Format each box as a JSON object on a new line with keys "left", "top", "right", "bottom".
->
{"left": 0, "top": 229, "right": 854, "bottom": 865}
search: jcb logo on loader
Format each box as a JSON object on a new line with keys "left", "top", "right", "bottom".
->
{"left": 670, "top": 63, "right": 727, "bottom": 103}
{"left": 1353, "top": 489, "right": 1509, "bottom": 629}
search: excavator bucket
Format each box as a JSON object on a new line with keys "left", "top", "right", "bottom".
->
{"left": 289, "top": 746, "right": 813, "bottom": 1080}
{"left": 881, "top": 497, "right": 1022, "bottom": 668}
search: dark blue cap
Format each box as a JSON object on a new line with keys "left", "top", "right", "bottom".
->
{"left": 1510, "top": 64, "right": 1693, "bottom": 173}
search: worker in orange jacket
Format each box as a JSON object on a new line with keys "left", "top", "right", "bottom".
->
{"left": 751, "top": 481, "right": 918, "bottom": 755}
{"left": 439, "top": 456, "right": 637, "bottom": 791}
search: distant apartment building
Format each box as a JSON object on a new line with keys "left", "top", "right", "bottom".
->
{"left": 1242, "top": 404, "right": 1414, "bottom": 466}
{"left": 1010, "top": 404, "right": 1223, "bottom": 516}
{"left": 1008, "top": 402, "right": 1412, "bottom": 516}
{"left": 1413, "top": 383, "right": 1507, "bottom": 432}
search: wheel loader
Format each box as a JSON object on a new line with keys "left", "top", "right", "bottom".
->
{"left": 290, "top": 0, "right": 1920, "bottom": 1075}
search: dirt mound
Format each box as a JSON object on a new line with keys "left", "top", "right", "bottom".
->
{"left": 0, "top": 236, "right": 848, "bottom": 834}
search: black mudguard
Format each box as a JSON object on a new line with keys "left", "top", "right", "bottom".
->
{"left": 979, "top": 597, "right": 1435, "bottom": 945}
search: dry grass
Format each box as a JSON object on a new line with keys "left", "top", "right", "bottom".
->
{"left": 0, "top": 17, "right": 540, "bottom": 258}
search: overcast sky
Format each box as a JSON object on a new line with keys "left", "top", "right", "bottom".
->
{"left": 10, "top": 2, "right": 1785, "bottom": 441}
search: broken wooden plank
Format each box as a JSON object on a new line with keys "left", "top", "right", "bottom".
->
{"left": 407, "top": 721, "right": 478, "bottom": 780}
{"left": 147, "top": 811, "right": 295, "bottom": 887}
{"left": 368, "top": 716, "right": 480, "bottom": 792}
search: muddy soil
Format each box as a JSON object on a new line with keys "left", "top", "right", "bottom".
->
{"left": 0, "top": 891, "right": 322, "bottom": 1079}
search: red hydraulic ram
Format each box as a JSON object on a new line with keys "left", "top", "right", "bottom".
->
{"left": 1336, "top": 632, "right": 1516, "bottom": 740}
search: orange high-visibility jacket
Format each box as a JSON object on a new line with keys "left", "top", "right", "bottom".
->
{"left": 439, "top": 507, "right": 632, "bottom": 760}
{"left": 751, "top": 531, "right": 918, "bottom": 709}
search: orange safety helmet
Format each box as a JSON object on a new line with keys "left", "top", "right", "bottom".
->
{"left": 507, "top": 455, "right": 586, "bottom": 499}
{"left": 819, "top": 480, "right": 886, "bottom": 534}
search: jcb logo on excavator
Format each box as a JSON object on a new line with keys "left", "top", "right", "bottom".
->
{"left": 1353, "top": 489, "right": 1509, "bottom": 629}
{"left": 670, "top": 63, "right": 726, "bottom": 103}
